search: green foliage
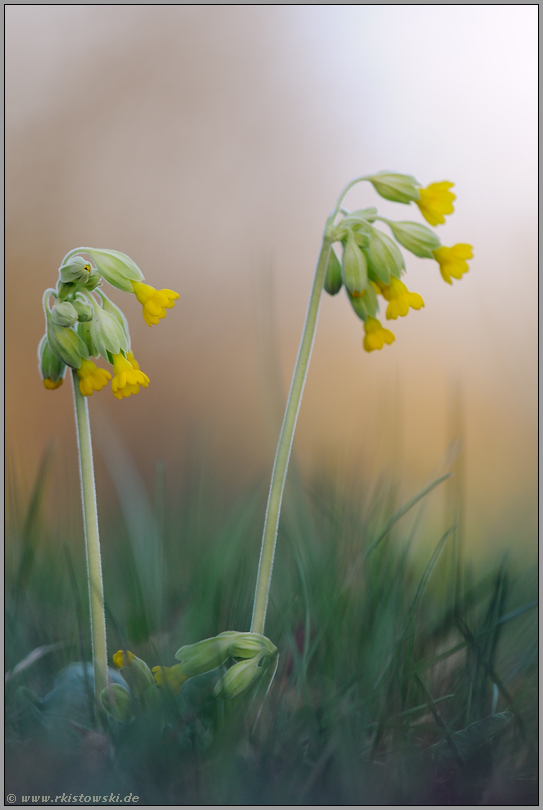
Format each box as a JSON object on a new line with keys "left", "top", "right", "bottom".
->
{"left": 5, "top": 450, "right": 538, "bottom": 805}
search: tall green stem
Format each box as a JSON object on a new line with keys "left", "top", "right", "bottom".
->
{"left": 71, "top": 369, "right": 108, "bottom": 714}
{"left": 250, "top": 235, "right": 332, "bottom": 635}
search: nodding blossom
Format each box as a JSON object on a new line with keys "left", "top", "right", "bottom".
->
{"left": 39, "top": 248, "right": 178, "bottom": 399}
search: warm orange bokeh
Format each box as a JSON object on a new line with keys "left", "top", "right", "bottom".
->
{"left": 6, "top": 7, "right": 537, "bottom": 558}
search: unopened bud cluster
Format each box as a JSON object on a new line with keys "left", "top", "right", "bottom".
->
{"left": 152, "top": 631, "right": 278, "bottom": 700}
{"left": 38, "top": 247, "right": 179, "bottom": 398}
{"left": 323, "top": 172, "right": 473, "bottom": 352}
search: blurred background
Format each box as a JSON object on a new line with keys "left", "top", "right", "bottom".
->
{"left": 6, "top": 6, "right": 537, "bottom": 561}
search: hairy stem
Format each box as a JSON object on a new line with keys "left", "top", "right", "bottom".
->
{"left": 250, "top": 235, "right": 332, "bottom": 635}
{"left": 71, "top": 369, "right": 108, "bottom": 716}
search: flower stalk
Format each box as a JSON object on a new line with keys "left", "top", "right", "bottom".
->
{"left": 250, "top": 171, "right": 471, "bottom": 636}
{"left": 71, "top": 368, "right": 108, "bottom": 715}
{"left": 250, "top": 234, "right": 332, "bottom": 635}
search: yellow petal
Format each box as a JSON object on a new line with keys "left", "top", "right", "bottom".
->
{"left": 43, "top": 378, "right": 63, "bottom": 390}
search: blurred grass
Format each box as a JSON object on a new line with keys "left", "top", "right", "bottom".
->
{"left": 5, "top": 437, "right": 538, "bottom": 805}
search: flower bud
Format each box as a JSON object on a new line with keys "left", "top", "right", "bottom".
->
{"left": 342, "top": 231, "right": 368, "bottom": 294}
{"left": 347, "top": 281, "right": 379, "bottom": 322}
{"left": 228, "top": 632, "right": 277, "bottom": 660}
{"left": 175, "top": 631, "right": 241, "bottom": 677}
{"left": 213, "top": 654, "right": 266, "bottom": 699}
{"left": 100, "top": 684, "right": 134, "bottom": 723}
{"left": 90, "top": 299, "right": 129, "bottom": 359}
{"left": 386, "top": 220, "right": 441, "bottom": 259}
{"left": 323, "top": 247, "right": 343, "bottom": 296}
{"left": 59, "top": 256, "right": 93, "bottom": 284}
{"left": 352, "top": 229, "right": 369, "bottom": 249}
{"left": 77, "top": 321, "right": 99, "bottom": 357}
{"left": 98, "top": 292, "right": 131, "bottom": 344}
{"left": 72, "top": 298, "right": 93, "bottom": 322}
{"left": 84, "top": 268, "right": 102, "bottom": 291}
{"left": 368, "top": 226, "right": 405, "bottom": 283}
{"left": 57, "top": 282, "right": 78, "bottom": 301}
{"left": 46, "top": 313, "right": 88, "bottom": 369}
{"left": 367, "top": 172, "right": 421, "bottom": 204}
{"left": 51, "top": 301, "right": 78, "bottom": 328}
{"left": 38, "top": 334, "right": 67, "bottom": 388}
{"left": 85, "top": 248, "right": 145, "bottom": 293}
{"left": 112, "top": 650, "right": 155, "bottom": 698}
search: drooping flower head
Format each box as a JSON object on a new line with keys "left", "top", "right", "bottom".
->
{"left": 39, "top": 248, "right": 178, "bottom": 399}
{"left": 321, "top": 171, "right": 472, "bottom": 353}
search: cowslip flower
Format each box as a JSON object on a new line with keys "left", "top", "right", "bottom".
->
{"left": 39, "top": 334, "right": 66, "bottom": 389}
{"left": 432, "top": 244, "right": 473, "bottom": 284}
{"left": 416, "top": 182, "right": 456, "bottom": 226}
{"left": 43, "top": 377, "right": 64, "bottom": 390}
{"left": 113, "top": 650, "right": 134, "bottom": 669}
{"left": 113, "top": 649, "right": 155, "bottom": 697}
{"left": 111, "top": 352, "right": 149, "bottom": 400}
{"left": 363, "top": 316, "right": 395, "bottom": 352}
{"left": 152, "top": 664, "right": 189, "bottom": 696}
{"left": 379, "top": 276, "right": 424, "bottom": 320}
{"left": 77, "top": 358, "right": 112, "bottom": 397}
{"left": 126, "top": 350, "right": 140, "bottom": 369}
{"left": 131, "top": 281, "right": 179, "bottom": 327}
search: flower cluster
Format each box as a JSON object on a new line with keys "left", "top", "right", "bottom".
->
{"left": 38, "top": 248, "right": 179, "bottom": 397}
{"left": 101, "top": 632, "right": 278, "bottom": 724}
{"left": 323, "top": 172, "right": 473, "bottom": 352}
{"left": 153, "top": 631, "right": 278, "bottom": 699}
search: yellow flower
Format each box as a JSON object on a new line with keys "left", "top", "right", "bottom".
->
{"left": 379, "top": 276, "right": 424, "bottom": 320}
{"left": 126, "top": 350, "right": 139, "bottom": 369}
{"left": 432, "top": 244, "right": 473, "bottom": 284}
{"left": 113, "top": 650, "right": 155, "bottom": 696}
{"left": 76, "top": 358, "right": 112, "bottom": 397}
{"left": 111, "top": 352, "right": 149, "bottom": 399}
{"left": 363, "top": 317, "right": 395, "bottom": 352}
{"left": 113, "top": 650, "right": 134, "bottom": 669}
{"left": 131, "top": 281, "right": 179, "bottom": 327}
{"left": 416, "top": 181, "right": 455, "bottom": 226}
{"left": 43, "top": 378, "right": 63, "bottom": 390}
{"left": 152, "top": 664, "right": 189, "bottom": 696}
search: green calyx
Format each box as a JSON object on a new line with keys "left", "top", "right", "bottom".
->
{"left": 51, "top": 300, "right": 78, "bottom": 328}
{"left": 341, "top": 231, "right": 368, "bottom": 294}
{"left": 324, "top": 247, "right": 343, "bottom": 296}
{"left": 384, "top": 220, "right": 441, "bottom": 258}
{"left": 83, "top": 248, "right": 145, "bottom": 293}
{"left": 43, "top": 292, "right": 89, "bottom": 369}
{"left": 38, "top": 334, "right": 67, "bottom": 383}
{"left": 367, "top": 171, "right": 421, "bottom": 204}
{"left": 172, "top": 631, "right": 278, "bottom": 698}
{"left": 367, "top": 226, "right": 405, "bottom": 283}
{"left": 88, "top": 296, "right": 129, "bottom": 359}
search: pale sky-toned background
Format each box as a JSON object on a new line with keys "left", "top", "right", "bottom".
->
{"left": 6, "top": 6, "right": 537, "bottom": 558}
